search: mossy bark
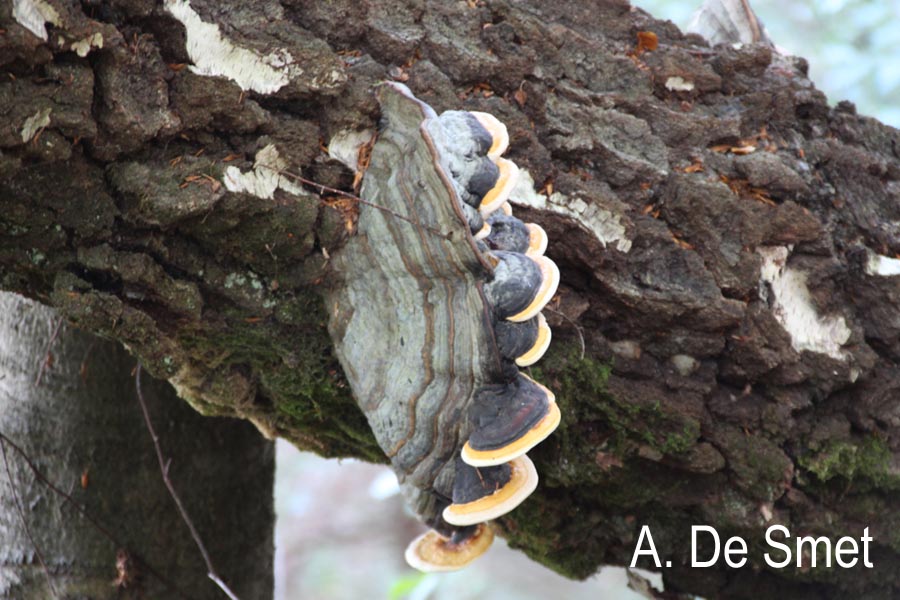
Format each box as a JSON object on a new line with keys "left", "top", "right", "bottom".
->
{"left": 0, "top": 293, "right": 274, "bottom": 598}
{"left": 2, "top": 0, "right": 900, "bottom": 596}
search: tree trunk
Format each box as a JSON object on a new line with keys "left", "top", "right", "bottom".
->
{"left": 0, "top": 293, "right": 274, "bottom": 599}
{"left": 2, "top": 0, "right": 900, "bottom": 596}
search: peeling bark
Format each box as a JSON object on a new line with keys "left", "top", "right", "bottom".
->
{"left": 2, "top": 0, "right": 900, "bottom": 596}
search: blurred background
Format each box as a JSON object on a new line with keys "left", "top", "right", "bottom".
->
{"left": 638, "top": 0, "right": 900, "bottom": 126}
{"left": 274, "top": 446, "right": 659, "bottom": 600}
{"left": 274, "top": 2, "right": 899, "bottom": 598}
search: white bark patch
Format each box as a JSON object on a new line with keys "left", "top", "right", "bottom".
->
{"left": 671, "top": 354, "right": 699, "bottom": 376}
{"left": 20, "top": 107, "right": 51, "bottom": 142}
{"left": 758, "top": 246, "right": 851, "bottom": 360}
{"left": 164, "top": 0, "right": 302, "bottom": 94}
{"left": 223, "top": 144, "right": 304, "bottom": 199}
{"left": 327, "top": 129, "right": 375, "bottom": 171}
{"left": 609, "top": 340, "right": 641, "bottom": 360}
{"left": 865, "top": 251, "right": 900, "bottom": 277}
{"left": 70, "top": 32, "right": 103, "bottom": 57}
{"left": 665, "top": 76, "right": 695, "bottom": 92}
{"left": 511, "top": 168, "right": 632, "bottom": 253}
{"left": 12, "top": 0, "right": 61, "bottom": 41}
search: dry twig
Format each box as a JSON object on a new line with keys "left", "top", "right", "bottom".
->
{"left": 261, "top": 164, "right": 454, "bottom": 241}
{"left": 0, "top": 436, "right": 57, "bottom": 598}
{"left": 135, "top": 364, "right": 240, "bottom": 600}
{"left": 34, "top": 316, "right": 63, "bottom": 386}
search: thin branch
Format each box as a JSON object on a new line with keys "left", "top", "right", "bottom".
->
{"left": 0, "top": 436, "right": 58, "bottom": 598}
{"left": 544, "top": 306, "right": 586, "bottom": 360}
{"left": 262, "top": 164, "right": 453, "bottom": 241}
{"left": 78, "top": 339, "right": 97, "bottom": 384}
{"left": 208, "top": 573, "right": 241, "bottom": 600}
{"left": 0, "top": 431, "right": 194, "bottom": 600}
{"left": 135, "top": 364, "right": 241, "bottom": 600}
{"left": 34, "top": 316, "right": 63, "bottom": 386}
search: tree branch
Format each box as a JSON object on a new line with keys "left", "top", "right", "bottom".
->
{"left": 2, "top": 0, "right": 900, "bottom": 595}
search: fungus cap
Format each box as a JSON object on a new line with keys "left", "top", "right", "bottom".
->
{"left": 494, "top": 315, "right": 540, "bottom": 362}
{"left": 484, "top": 251, "right": 544, "bottom": 320}
{"left": 515, "top": 313, "right": 551, "bottom": 367}
{"left": 442, "top": 455, "right": 539, "bottom": 526}
{"left": 479, "top": 158, "right": 519, "bottom": 216}
{"left": 466, "top": 158, "right": 501, "bottom": 205}
{"left": 462, "top": 402, "right": 560, "bottom": 467}
{"left": 469, "top": 111, "right": 509, "bottom": 160}
{"left": 462, "top": 373, "right": 560, "bottom": 467}
{"left": 486, "top": 214, "right": 531, "bottom": 254}
{"left": 525, "top": 223, "right": 548, "bottom": 258}
{"left": 404, "top": 523, "right": 495, "bottom": 572}
{"left": 506, "top": 256, "right": 560, "bottom": 323}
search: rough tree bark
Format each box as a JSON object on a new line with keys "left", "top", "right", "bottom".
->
{"left": 0, "top": 293, "right": 275, "bottom": 598}
{"left": 2, "top": 0, "right": 899, "bottom": 597}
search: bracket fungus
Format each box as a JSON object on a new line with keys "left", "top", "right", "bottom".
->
{"left": 485, "top": 213, "right": 549, "bottom": 258}
{"left": 462, "top": 374, "right": 560, "bottom": 468}
{"left": 443, "top": 456, "right": 539, "bottom": 526}
{"left": 326, "top": 83, "right": 561, "bottom": 572}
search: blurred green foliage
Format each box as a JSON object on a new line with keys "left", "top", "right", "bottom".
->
{"left": 388, "top": 573, "right": 429, "bottom": 600}
{"left": 634, "top": 0, "right": 900, "bottom": 127}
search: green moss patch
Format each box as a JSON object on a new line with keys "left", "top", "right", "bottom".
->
{"left": 178, "top": 292, "right": 383, "bottom": 462}
{"left": 799, "top": 436, "right": 898, "bottom": 491}
{"left": 531, "top": 341, "right": 700, "bottom": 480}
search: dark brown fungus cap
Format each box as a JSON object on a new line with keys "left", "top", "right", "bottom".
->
{"left": 486, "top": 214, "right": 531, "bottom": 254}
{"left": 505, "top": 255, "right": 559, "bottom": 322}
{"left": 484, "top": 251, "right": 543, "bottom": 320}
{"left": 494, "top": 314, "right": 540, "bottom": 361}
{"left": 463, "top": 112, "right": 495, "bottom": 156}
{"left": 462, "top": 373, "right": 560, "bottom": 467}
{"left": 479, "top": 158, "right": 519, "bottom": 215}
{"left": 467, "top": 158, "right": 500, "bottom": 206}
{"left": 485, "top": 252, "right": 560, "bottom": 323}
{"left": 443, "top": 456, "right": 539, "bottom": 526}
{"left": 469, "top": 111, "right": 509, "bottom": 160}
{"left": 485, "top": 214, "right": 548, "bottom": 259}
{"left": 404, "top": 523, "right": 495, "bottom": 572}
{"left": 515, "top": 313, "right": 551, "bottom": 367}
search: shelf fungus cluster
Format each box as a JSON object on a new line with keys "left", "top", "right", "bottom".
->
{"left": 326, "top": 83, "right": 560, "bottom": 572}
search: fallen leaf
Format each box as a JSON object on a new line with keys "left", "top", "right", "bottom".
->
{"left": 672, "top": 234, "right": 694, "bottom": 250}
{"left": 635, "top": 31, "right": 659, "bottom": 54}
{"left": 730, "top": 145, "right": 756, "bottom": 155}
{"left": 513, "top": 87, "right": 527, "bottom": 107}
{"left": 683, "top": 158, "right": 704, "bottom": 173}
